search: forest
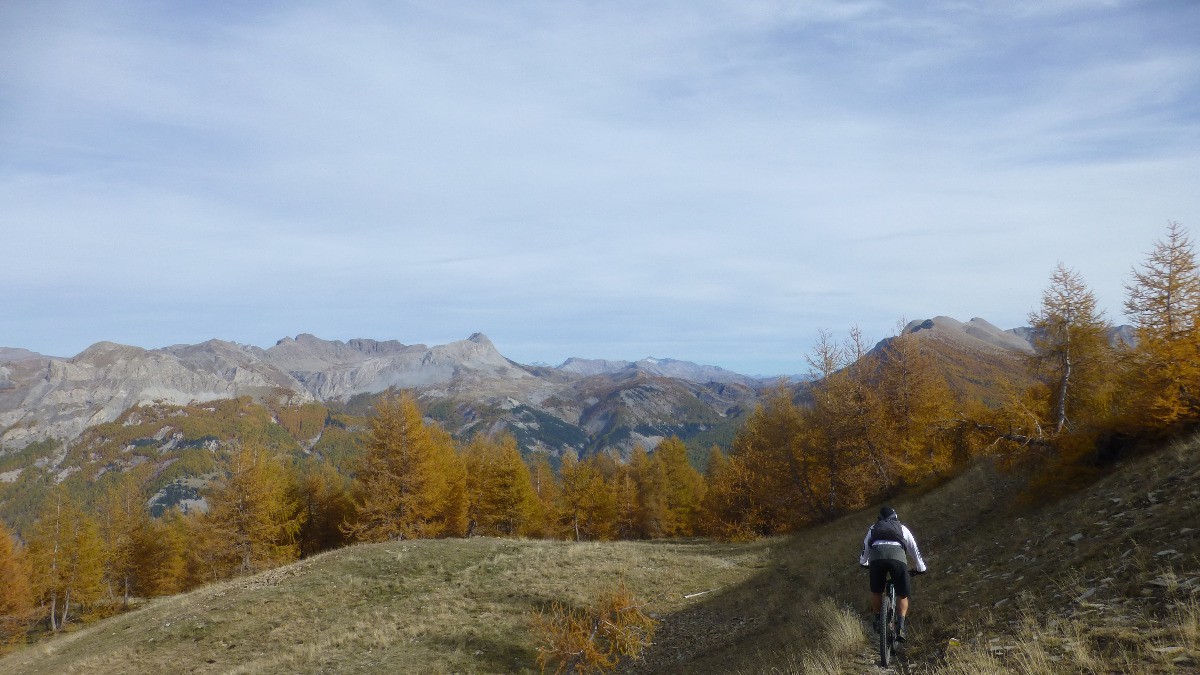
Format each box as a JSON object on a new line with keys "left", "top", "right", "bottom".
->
{"left": 1, "top": 221, "right": 1198, "bottom": 649}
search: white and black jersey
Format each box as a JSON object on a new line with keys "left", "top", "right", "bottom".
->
{"left": 859, "top": 518, "right": 928, "bottom": 572}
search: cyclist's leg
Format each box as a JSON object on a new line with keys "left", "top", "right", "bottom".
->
{"left": 868, "top": 561, "right": 887, "bottom": 612}
{"left": 867, "top": 561, "right": 886, "bottom": 628}
{"left": 893, "top": 562, "right": 913, "bottom": 640}
{"left": 894, "top": 563, "right": 913, "bottom": 617}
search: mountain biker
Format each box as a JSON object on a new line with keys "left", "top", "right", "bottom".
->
{"left": 859, "top": 506, "right": 927, "bottom": 641}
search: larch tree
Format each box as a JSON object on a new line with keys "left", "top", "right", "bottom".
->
{"left": 874, "top": 328, "right": 958, "bottom": 483}
{"left": 27, "top": 488, "right": 105, "bottom": 631}
{"left": 294, "top": 459, "right": 354, "bottom": 557}
{"left": 628, "top": 446, "right": 664, "bottom": 539}
{"left": 804, "top": 328, "right": 875, "bottom": 518}
{"left": 526, "top": 454, "right": 560, "bottom": 539}
{"left": 344, "top": 392, "right": 467, "bottom": 542}
{"left": 135, "top": 508, "right": 192, "bottom": 597}
{"left": 1123, "top": 221, "right": 1200, "bottom": 427}
{"left": 724, "top": 384, "right": 817, "bottom": 533}
{"left": 653, "top": 437, "right": 705, "bottom": 537}
{"left": 697, "top": 446, "right": 758, "bottom": 541}
{"left": 463, "top": 434, "right": 539, "bottom": 537}
{"left": 95, "top": 468, "right": 152, "bottom": 607}
{"left": 202, "top": 442, "right": 304, "bottom": 577}
{"left": 0, "top": 521, "right": 33, "bottom": 647}
{"left": 611, "top": 461, "right": 641, "bottom": 540}
{"left": 1029, "top": 263, "right": 1114, "bottom": 436}
{"left": 556, "top": 453, "right": 618, "bottom": 541}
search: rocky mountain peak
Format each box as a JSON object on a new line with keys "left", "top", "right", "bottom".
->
{"left": 905, "top": 316, "right": 1034, "bottom": 354}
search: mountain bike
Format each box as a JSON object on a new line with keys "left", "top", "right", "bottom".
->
{"left": 878, "top": 578, "right": 898, "bottom": 667}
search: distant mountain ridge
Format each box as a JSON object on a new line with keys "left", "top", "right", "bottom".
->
{"left": 557, "top": 356, "right": 762, "bottom": 387}
{"left": 0, "top": 333, "right": 761, "bottom": 452}
{"left": 2, "top": 318, "right": 1133, "bottom": 455}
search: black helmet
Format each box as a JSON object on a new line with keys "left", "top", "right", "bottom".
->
{"left": 879, "top": 506, "right": 897, "bottom": 520}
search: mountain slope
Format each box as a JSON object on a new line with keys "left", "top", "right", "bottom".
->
{"left": 634, "top": 435, "right": 1200, "bottom": 673}
{"left": 558, "top": 356, "right": 763, "bottom": 387}
{"left": 881, "top": 316, "right": 1038, "bottom": 406}
{"left": 0, "top": 341, "right": 311, "bottom": 449}
{"left": 0, "top": 537, "right": 774, "bottom": 674}
{"left": 4, "top": 432, "right": 1194, "bottom": 673}
{"left": 0, "top": 333, "right": 767, "bottom": 455}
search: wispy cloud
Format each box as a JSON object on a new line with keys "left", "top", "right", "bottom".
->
{"left": 1, "top": 0, "right": 1198, "bottom": 374}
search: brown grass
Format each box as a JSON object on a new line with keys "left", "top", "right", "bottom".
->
{"left": 4, "top": 434, "right": 1197, "bottom": 673}
{"left": 0, "top": 538, "right": 772, "bottom": 674}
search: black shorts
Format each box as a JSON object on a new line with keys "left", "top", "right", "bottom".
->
{"left": 869, "top": 559, "right": 912, "bottom": 598}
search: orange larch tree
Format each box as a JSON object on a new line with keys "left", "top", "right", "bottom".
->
{"left": 27, "top": 488, "right": 105, "bottom": 631}
{"left": 1122, "top": 221, "right": 1200, "bottom": 429}
{"left": 200, "top": 442, "right": 304, "bottom": 578}
{"left": 653, "top": 437, "right": 705, "bottom": 537}
{"left": 344, "top": 391, "right": 467, "bottom": 542}
{"left": 0, "top": 521, "right": 33, "bottom": 648}
{"left": 463, "top": 433, "right": 540, "bottom": 537}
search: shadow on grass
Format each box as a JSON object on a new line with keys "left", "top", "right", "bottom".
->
{"left": 429, "top": 634, "right": 537, "bottom": 674}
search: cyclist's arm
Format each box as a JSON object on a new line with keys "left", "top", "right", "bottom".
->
{"left": 901, "top": 525, "right": 928, "bottom": 573}
{"left": 859, "top": 526, "right": 873, "bottom": 567}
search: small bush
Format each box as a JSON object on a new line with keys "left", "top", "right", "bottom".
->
{"left": 532, "top": 579, "right": 656, "bottom": 674}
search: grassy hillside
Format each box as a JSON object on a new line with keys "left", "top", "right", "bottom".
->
{"left": 3, "top": 436, "right": 1196, "bottom": 673}
{"left": 0, "top": 537, "right": 774, "bottom": 674}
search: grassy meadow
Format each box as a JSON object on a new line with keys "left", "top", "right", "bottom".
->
{"left": 2, "top": 434, "right": 1197, "bottom": 674}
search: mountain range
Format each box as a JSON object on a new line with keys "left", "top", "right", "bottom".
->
{"left": 1, "top": 316, "right": 1124, "bottom": 457}
{"left": 0, "top": 332, "right": 765, "bottom": 455}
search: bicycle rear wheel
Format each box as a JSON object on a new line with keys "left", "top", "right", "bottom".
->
{"left": 879, "top": 584, "right": 894, "bottom": 667}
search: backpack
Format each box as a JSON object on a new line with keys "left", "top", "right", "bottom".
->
{"left": 869, "top": 517, "right": 904, "bottom": 544}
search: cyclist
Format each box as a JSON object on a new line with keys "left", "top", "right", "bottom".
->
{"left": 859, "top": 506, "right": 927, "bottom": 641}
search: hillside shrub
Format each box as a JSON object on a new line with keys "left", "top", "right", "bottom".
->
{"left": 532, "top": 579, "right": 656, "bottom": 674}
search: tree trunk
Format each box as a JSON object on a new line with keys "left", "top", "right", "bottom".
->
{"left": 60, "top": 588, "right": 71, "bottom": 629}
{"left": 1055, "top": 347, "right": 1072, "bottom": 435}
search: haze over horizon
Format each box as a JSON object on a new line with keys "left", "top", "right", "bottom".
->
{"left": 3, "top": 1, "right": 1198, "bottom": 376}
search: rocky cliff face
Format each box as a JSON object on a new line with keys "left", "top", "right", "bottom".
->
{"left": 264, "top": 332, "right": 533, "bottom": 401}
{"left": 0, "top": 340, "right": 311, "bottom": 448}
{"left": 0, "top": 332, "right": 759, "bottom": 451}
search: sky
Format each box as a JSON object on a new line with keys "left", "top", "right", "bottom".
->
{"left": 2, "top": 1, "right": 1199, "bottom": 376}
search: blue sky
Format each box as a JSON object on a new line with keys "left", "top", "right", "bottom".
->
{"left": 2, "top": 1, "right": 1198, "bottom": 376}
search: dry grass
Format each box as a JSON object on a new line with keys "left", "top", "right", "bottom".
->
{"left": 931, "top": 590, "right": 1200, "bottom": 674}
{"left": 4, "top": 435, "right": 1197, "bottom": 673}
{"left": 0, "top": 538, "right": 772, "bottom": 674}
